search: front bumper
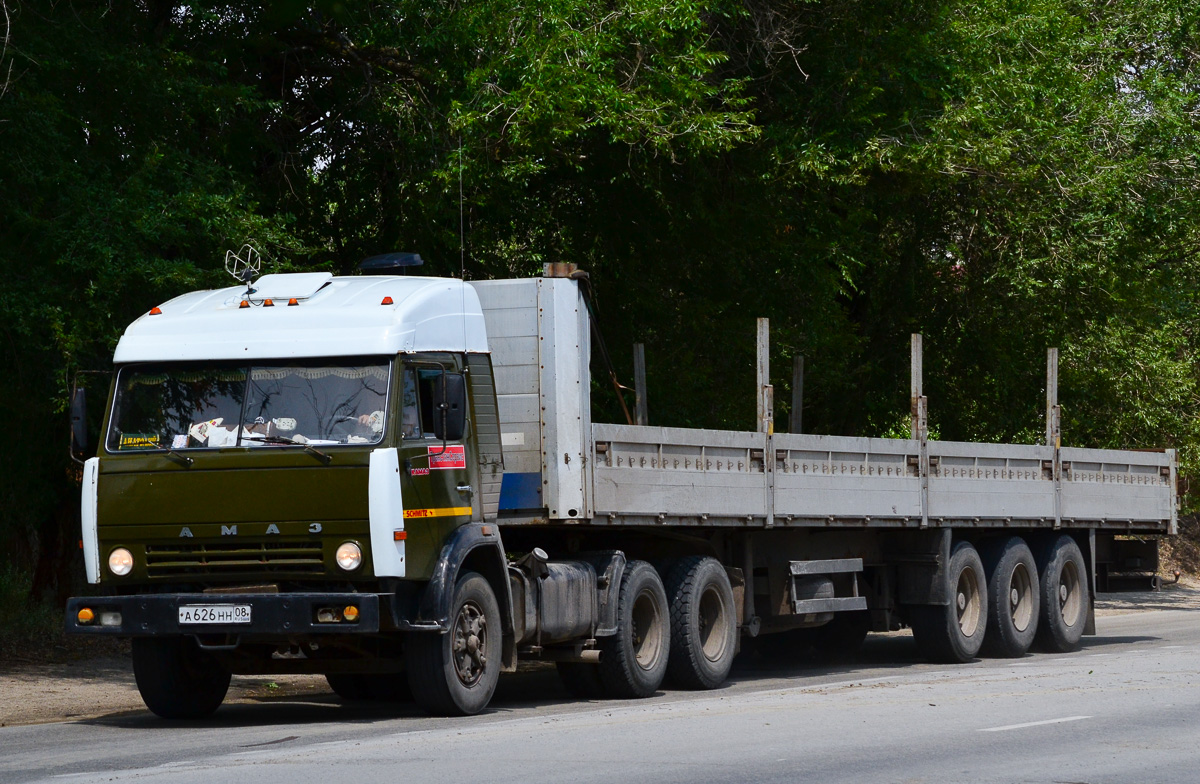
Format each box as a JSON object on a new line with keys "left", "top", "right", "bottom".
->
{"left": 64, "top": 593, "right": 382, "bottom": 637}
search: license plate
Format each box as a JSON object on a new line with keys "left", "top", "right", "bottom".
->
{"left": 178, "top": 604, "right": 252, "bottom": 625}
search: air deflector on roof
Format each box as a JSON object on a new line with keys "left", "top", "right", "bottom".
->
{"left": 359, "top": 253, "right": 424, "bottom": 275}
{"left": 249, "top": 272, "right": 333, "bottom": 301}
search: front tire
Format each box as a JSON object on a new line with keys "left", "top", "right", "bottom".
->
{"left": 1034, "top": 535, "right": 1088, "bottom": 653}
{"left": 132, "top": 636, "right": 230, "bottom": 719}
{"left": 599, "top": 561, "right": 670, "bottom": 698}
{"left": 664, "top": 556, "right": 737, "bottom": 689}
{"left": 909, "top": 541, "right": 987, "bottom": 663}
{"left": 406, "top": 571, "right": 501, "bottom": 716}
{"left": 979, "top": 537, "right": 1040, "bottom": 658}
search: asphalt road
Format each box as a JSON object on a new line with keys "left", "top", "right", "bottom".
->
{"left": 5, "top": 597, "right": 1199, "bottom": 784}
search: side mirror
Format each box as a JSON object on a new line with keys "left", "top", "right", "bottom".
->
{"left": 435, "top": 373, "right": 467, "bottom": 442}
{"left": 70, "top": 385, "right": 88, "bottom": 457}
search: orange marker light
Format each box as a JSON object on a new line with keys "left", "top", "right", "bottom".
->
{"left": 263, "top": 299, "right": 274, "bottom": 307}
{"left": 239, "top": 300, "right": 250, "bottom": 309}
{"left": 149, "top": 307, "right": 162, "bottom": 316}
{"left": 381, "top": 296, "right": 394, "bottom": 305}
{"left": 77, "top": 608, "right": 95, "bottom": 624}
{"left": 393, "top": 530, "right": 407, "bottom": 541}
{"left": 287, "top": 298, "right": 299, "bottom": 306}
{"left": 343, "top": 606, "right": 360, "bottom": 622}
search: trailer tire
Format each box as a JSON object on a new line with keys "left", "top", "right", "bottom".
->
{"left": 598, "top": 561, "right": 670, "bottom": 698}
{"left": 132, "top": 636, "right": 230, "bottom": 719}
{"left": 979, "top": 537, "right": 1040, "bottom": 658}
{"left": 406, "top": 571, "right": 501, "bottom": 716}
{"left": 556, "top": 662, "right": 608, "bottom": 699}
{"left": 664, "top": 556, "right": 737, "bottom": 689}
{"left": 1034, "top": 535, "right": 1088, "bottom": 653}
{"left": 909, "top": 541, "right": 987, "bottom": 663}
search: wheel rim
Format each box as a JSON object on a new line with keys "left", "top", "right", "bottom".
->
{"left": 1009, "top": 562, "right": 1034, "bottom": 632}
{"left": 631, "top": 587, "right": 665, "bottom": 670}
{"left": 451, "top": 600, "right": 488, "bottom": 687}
{"left": 1058, "top": 560, "right": 1083, "bottom": 627}
{"left": 956, "top": 566, "right": 982, "bottom": 637}
{"left": 697, "top": 584, "right": 732, "bottom": 663}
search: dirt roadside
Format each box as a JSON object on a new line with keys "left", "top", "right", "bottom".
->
{"left": 3, "top": 583, "right": 1198, "bottom": 728}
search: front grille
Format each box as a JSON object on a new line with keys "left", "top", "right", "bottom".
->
{"left": 146, "top": 541, "right": 325, "bottom": 578}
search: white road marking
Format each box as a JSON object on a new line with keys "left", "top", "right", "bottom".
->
{"left": 979, "top": 716, "right": 1091, "bottom": 732}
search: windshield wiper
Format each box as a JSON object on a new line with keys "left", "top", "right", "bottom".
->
{"left": 244, "top": 435, "right": 332, "bottom": 465}
{"left": 244, "top": 434, "right": 298, "bottom": 445}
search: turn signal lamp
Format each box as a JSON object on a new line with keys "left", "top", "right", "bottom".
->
{"left": 343, "top": 605, "right": 360, "bottom": 622}
{"left": 148, "top": 307, "right": 162, "bottom": 316}
{"left": 381, "top": 296, "right": 394, "bottom": 305}
{"left": 77, "top": 607, "right": 95, "bottom": 625}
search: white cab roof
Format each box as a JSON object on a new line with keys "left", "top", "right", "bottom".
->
{"left": 114, "top": 275, "right": 489, "bottom": 363}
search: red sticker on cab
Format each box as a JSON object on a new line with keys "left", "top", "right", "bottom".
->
{"left": 428, "top": 444, "right": 467, "bottom": 470}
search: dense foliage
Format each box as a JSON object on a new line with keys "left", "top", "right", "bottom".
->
{"left": 2, "top": 0, "right": 1198, "bottom": 594}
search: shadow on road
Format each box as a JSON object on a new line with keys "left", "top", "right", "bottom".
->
{"left": 71, "top": 589, "right": 1200, "bottom": 729}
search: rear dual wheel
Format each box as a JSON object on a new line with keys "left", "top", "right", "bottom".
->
{"left": 910, "top": 541, "right": 987, "bottom": 663}
{"left": 980, "top": 537, "right": 1041, "bottom": 658}
{"left": 1034, "top": 535, "right": 1088, "bottom": 653}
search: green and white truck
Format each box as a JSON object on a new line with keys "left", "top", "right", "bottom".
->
{"left": 65, "top": 261, "right": 1177, "bottom": 718}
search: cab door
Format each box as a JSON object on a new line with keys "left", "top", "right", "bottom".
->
{"left": 397, "top": 360, "right": 473, "bottom": 576}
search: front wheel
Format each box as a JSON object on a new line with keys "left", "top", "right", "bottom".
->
{"left": 909, "top": 541, "right": 987, "bottom": 663}
{"left": 406, "top": 571, "right": 501, "bottom": 716}
{"left": 132, "top": 636, "right": 230, "bottom": 719}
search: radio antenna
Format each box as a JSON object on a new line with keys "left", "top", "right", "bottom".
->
{"left": 224, "top": 243, "right": 262, "bottom": 297}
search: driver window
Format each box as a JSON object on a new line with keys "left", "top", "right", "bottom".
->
{"left": 400, "top": 368, "right": 421, "bottom": 439}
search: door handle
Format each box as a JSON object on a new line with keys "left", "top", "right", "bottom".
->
{"left": 456, "top": 484, "right": 473, "bottom": 496}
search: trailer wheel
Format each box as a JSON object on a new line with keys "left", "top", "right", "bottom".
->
{"left": 406, "top": 571, "right": 501, "bottom": 716}
{"left": 664, "top": 556, "right": 737, "bottom": 689}
{"left": 1034, "top": 535, "right": 1088, "bottom": 653}
{"left": 909, "top": 541, "right": 987, "bottom": 663}
{"left": 979, "top": 537, "right": 1041, "bottom": 658}
{"left": 556, "top": 662, "right": 608, "bottom": 699}
{"left": 132, "top": 636, "right": 230, "bottom": 719}
{"left": 598, "top": 561, "right": 670, "bottom": 698}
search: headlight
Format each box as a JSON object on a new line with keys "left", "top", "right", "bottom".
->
{"left": 108, "top": 547, "right": 134, "bottom": 576}
{"left": 335, "top": 542, "right": 363, "bottom": 571}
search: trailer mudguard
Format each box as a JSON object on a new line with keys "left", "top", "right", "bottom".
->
{"left": 397, "top": 522, "right": 516, "bottom": 668}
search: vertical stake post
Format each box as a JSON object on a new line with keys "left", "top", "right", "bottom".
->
{"left": 790, "top": 356, "right": 804, "bottom": 434}
{"left": 1047, "top": 348, "right": 1062, "bottom": 529}
{"left": 757, "top": 319, "right": 773, "bottom": 435}
{"left": 757, "top": 319, "right": 775, "bottom": 530}
{"left": 633, "top": 343, "right": 648, "bottom": 426}
{"left": 912, "top": 334, "right": 929, "bottom": 528}
{"left": 910, "top": 334, "right": 923, "bottom": 440}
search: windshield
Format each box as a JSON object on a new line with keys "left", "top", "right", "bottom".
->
{"left": 107, "top": 360, "right": 391, "bottom": 451}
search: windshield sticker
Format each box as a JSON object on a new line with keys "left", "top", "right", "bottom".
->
{"left": 118, "top": 433, "right": 161, "bottom": 450}
{"left": 171, "top": 434, "right": 188, "bottom": 449}
{"left": 428, "top": 444, "right": 466, "bottom": 470}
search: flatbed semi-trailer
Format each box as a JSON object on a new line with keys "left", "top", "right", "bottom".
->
{"left": 66, "top": 261, "right": 1176, "bottom": 717}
